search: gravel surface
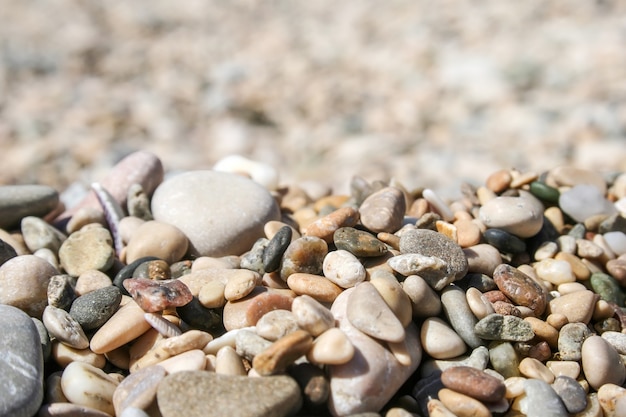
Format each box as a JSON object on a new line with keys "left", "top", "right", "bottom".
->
{"left": 1, "top": 0, "right": 626, "bottom": 198}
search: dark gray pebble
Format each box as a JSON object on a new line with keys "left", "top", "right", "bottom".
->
{"left": 31, "top": 317, "right": 51, "bottom": 362}
{"left": 241, "top": 238, "right": 269, "bottom": 275}
{"left": 333, "top": 227, "right": 388, "bottom": 257}
{"left": 483, "top": 228, "right": 527, "bottom": 254}
{"left": 0, "top": 185, "right": 59, "bottom": 230}
{"left": 0, "top": 238, "right": 18, "bottom": 266}
{"left": 113, "top": 256, "right": 160, "bottom": 295}
{"left": 177, "top": 297, "right": 223, "bottom": 332}
{"left": 551, "top": 375, "right": 587, "bottom": 414}
{"left": 69, "top": 286, "right": 122, "bottom": 330}
{"left": 263, "top": 226, "right": 292, "bottom": 273}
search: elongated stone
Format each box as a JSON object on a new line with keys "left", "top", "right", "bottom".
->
{"left": 441, "top": 285, "right": 484, "bottom": 349}
{"left": 346, "top": 281, "right": 405, "bottom": 343}
{"left": 493, "top": 263, "right": 547, "bottom": 316}
{"left": 61, "top": 361, "right": 120, "bottom": 415}
{"left": 474, "top": 314, "right": 535, "bottom": 342}
{"left": 548, "top": 290, "right": 599, "bottom": 324}
{"left": 441, "top": 366, "right": 506, "bottom": 403}
{"left": 304, "top": 206, "right": 360, "bottom": 242}
{"left": 518, "top": 379, "right": 569, "bottom": 417}
{"left": 333, "top": 227, "right": 388, "bottom": 257}
{"left": 90, "top": 301, "right": 152, "bottom": 354}
{"left": 582, "top": 335, "right": 626, "bottom": 390}
{"left": 420, "top": 317, "right": 467, "bottom": 360}
{"left": 263, "top": 226, "right": 293, "bottom": 273}
{"left": 42, "top": 305, "right": 89, "bottom": 349}
{"left": 359, "top": 187, "right": 406, "bottom": 233}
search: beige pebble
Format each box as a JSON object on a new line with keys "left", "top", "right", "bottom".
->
{"left": 286, "top": 272, "right": 343, "bottom": 303}
{"left": 224, "top": 270, "right": 261, "bottom": 301}
{"left": 128, "top": 329, "right": 163, "bottom": 368}
{"left": 454, "top": 219, "right": 482, "bottom": 248}
{"left": 546, "top": 313, "right": 569, "bottom": 330}
{"left": 303, "top": 206, "right": 360, "bottom": 242}
{"left": 463, "top": 243, "right": 502, "bottom": 276}
{"left": 322, "top": 249, "right": 366, "bottom": 288}
{"left": 420, "top": 317, "right": 467, "bottom": 360}
{"left": 203, "top": 326, "right": 254, "bottom": 355}
{"left": 52, "top": 341, "right": 106, "bottom": 369}
{"left": 131, "top": 330, "right": 212, "bottom": 372}
{"left": 307, "top": 327, "right": 354, "bottom": 365}
{"left": 544, "top": 206, "right": 565, "bottom": 233}
{"left": 582, "top": 335, "right": 626, "bottom": 391}
{"left": 575, "top": 393, "right": 603, "bottom": 417}
{"left": 510, "top": 170, "right": 538, "bottom": 188}
{"left": 75, "top": 270, "right": 113, "bottom": 295}
{"left": 347, "top": 281, "right": 405, "bottom": 343}
{"left": 359, "top": 186, "right": 406, "bottom": 233}
{"left": 386, "top": 337, "right": 414, "bottom": 367}
{"left": 524, "top": 317, "right": 559, "bottom": 348}
{"left": 215, "top": 346, "right": 247, "bottom": 376}
{"left": 66, "top": 207, "right": 107, "bottom": 234}
{"left": 264, "top": 220, "right": 300, "bottom": 241}
{"left": 504, "top": 376, "right": 527, "bottom": 399}
{"left": 548, "top": 290, "right": 599, "bottom": 324}
{"left": 198, "top": 280, "right": 226, "bottom": 308}
{"left": 597, "top": 383, "right": 626, "bottom": 417}
{"left": 466, "top": 287, "right": 495, "bottom": 320}
{"left": 117, "top": 215, "right": 145, "bottom": 245}
{"left": 158, "top": 349, "right": 208, "bottom": 374}
{"left": 179, "top": 268, "right": 246, "bottom": 296}
{"left": 486, "top": 169, "right": 512, "bottom": 193}
{"left": 191, "top": 256, "right": 239, "bottom": 271}
{"left": 377, "top": 232, "right": 400, "bottom": 250}
{"left": 105, "top": 345, "right": 131, "bottom": 370}
{"left": 534, "top": 258, "right": 575, "bottom": 285}
{"left": 59, "top": 226, "right": 115, "bottom": 276}
{"left": 534, "top": 241, "right": 558, "bottom": 261}
{"left": 518, "top": 357, "right": 554, "bottom": 383}
{"left": 557, "top": 281, "right": 588, "bottom": 294}
{"left": 252, "top": 329, "right": 313, "bottom": 375}
{"left": 124, "top": 220, "right": 188, "bottom": 264}
{"left": 577, "top": 238, "right": 605, "bottom": 259}
{"left": 423, "top": 189, "right": 454, "bottom": 222}
{"left": 435, "top": 221, "right": 457, "bottom": 243}
{"left": 478, "top": 194, "right": 544, "bottom": 238}
{"left": 546, "top": 360, "right": 580, "bottom": 379}
{"left": 61, "top": 361, "right": 119, "bottom": 415}
{"left": 90, "top": 301, "right": 152, "bottom": 354}
{"left": 402, "top": 274, "right": 442, "bottom": 318}
{"left": 43, "top": 305, "right": 89, "bottom": 349}
{"left": 291, "top": 294, "right": 335, "bottom": 337}
{"left": 438, "top": 388, "right": 491, "bottom": 417}
{"left": 255, "top": 309, "right": 300, "bottom": 341}
{"left": 369, "top": 271, "right": 413, "bottom": 327}
{"left": 427, "top": 399, "right": 457, "bottom": 417}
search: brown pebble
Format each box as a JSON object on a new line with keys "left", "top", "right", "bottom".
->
{"left": 486, "top": 169, "right": 513, "bottom": 194}
{"left": 454, "top": 219, "right": 482, "bottom": 248}
{"left": 359, "top": 187, "right": 406, "bottom": 233}
{"left": 222, "top": 286, "right": 296, "bottom": 331}
{"left": 303, "top": 206, "right": 360, "bottom": 243}
{"left": 252, "top": 330, "right": 313, "bottom": 375}
{"left": 286, "top": 273, "right": 343, "bottom": 303}
{"left": 123, "top": 278, "right": 193, "bottom": 313}
{"left": 441, "top": 366, "right": 506, "bottom": 403}
{"left": 438, "top": 388, "right": 492, "bottom": 417}
{"left": 493, "top": 264, "right": 547, "bottom": 316}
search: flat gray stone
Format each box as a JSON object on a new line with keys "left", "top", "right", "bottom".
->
{"left": 0, "top": 305, "right": 44, "bottom": 417}
{"left": 399, "top": 229, "right": 468, "bottom": 290}
{"left": 0, "top": 185, "right": 59, "bottom": 230}
{"left": 156, "top": 371, "right": 301, "bottom": 417}
{"left": 151, "top": 171, "right": 281, "bottom": 257}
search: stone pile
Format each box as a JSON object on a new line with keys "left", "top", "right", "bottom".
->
{"left": 1, "top": 150, "right": 626, "bottom": 416}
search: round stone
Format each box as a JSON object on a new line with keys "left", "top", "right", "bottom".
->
{"left": 280, "top": 236, "right": 328, "bottom": 281}
{"left": 0, "top": 254, "right": 59, "bottom": 318}
{"left": 125, "top": 220, "right": 189, "bottom": 264}
{"left": 69, "top": 286, "right": 122, "bottom": 330}
{"left": 59, "top": 225, "right": 115, "bottom": 276}
{"left": 548, "top": 290, "right": 598, "bottom": 324}
{"left": 559, "top": 184, "right": 617, "bottom": 223}
{"left": 323, "top": 249, "right": 366, "bottom": 289}
{"left": 307, "top": 328, "right": 354, "bottom": 365}
{"left": 493, "top": 264, "right": 547, "bottom": 316}
{"left": 0, "top": 184, "right": 59, "bottom": 230}
{"left": 61, "top": 361, "right": 119, "bottom": 415}
{"left": 478, "top": 193, "right": 544, "bottom": 238}
{"left": 286, "top": 273, "right": 343, "bottom": 303}
{"left": 558, "top": 322, "right": 592, "bottom": 361}
{"left": 581, "top": 335, "right": 626, "bottom": 391}
{"left": 463, "top": 244, "right": 502, "bottom": 276}
{"left": 441, "top": 366, "right": 506, "bottom": 403}
{"left": 151, "top": 170, "right": 281, "bottom": 257}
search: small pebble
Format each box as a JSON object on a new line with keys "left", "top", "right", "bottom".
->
{"left": 224, "top": 270, "right": 261, "bottom": 301}
{"left": 558, "top": 322, "right": 592, "bottom": 361}
{"left": 307, "top": 327, "right": 354, "bottom": 365}
{"left": 286, "top": 273, "right": 343, "bottom": 303}
{"left": 21, "top": 215, "right": 67, "bottom": 253}
{"left": 61, "top": 361, "right": 120, "bottom": 415}
{"left": 43, "top": 305, "right": 89, "bottom": 349}
{"left": 263, "top": 225, "right": 293, "bottom": 273}
{"left": 303, "top": 206, "right": 360, "bottom": 242}
{"left": 441, "top": 366, "right": 506, "bottom": 402}
{"left": 69, "top": 285, "right": 122, "bottom": 330}
{"left": 359, "top": 186, "right": 406, "bottom": 233}
{"left": 437, "top": 388, "right": 491, "bottom": 417}
{"left": 279, "top": 236, "right": 328, "bottom": 281}
{"left": 215, "top": 346, "right": 247, "bottom": 376}
{"left": 255, "top": 309, "right": 300, "bottom": 341}
{"left": 548, "top": 290, "right": 599, "bottom": 324}
{"left": 123, "top": 278, "right": 193, "bottom": 313}
{"left": 420, "top": 317, "right": 467, "bottom": 360}
{"left": 322, "top": 249, "right": 366, "bottom": 288}
{"left": 252, "top": 330, "right": 313, "bottom": 375}
{"left": 493, "top": 263, "right": 547, "bottom": 316}
{"left": 552, "top": 375, "right": 588, "bottom": 414}
{"left": 581, "top": 335, "right": 626, "bottom": 390}
{"left": 483, "top": 228, "right": 527, "bottom": 253}
{"left": 474, "top": 314, "right": 535, "bottom": 342}
{"left": 333, "top": 226, "right": 388, "bottom": 257}
{"left": 478, "top": 194, "right": 544, "bottom": 238}
{"left": 47, "top": 274, "right": 77, "bottom": 310}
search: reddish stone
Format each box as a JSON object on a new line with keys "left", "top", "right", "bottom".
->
{"left": 123, "top": 278, "right": 193, "bottom": 313}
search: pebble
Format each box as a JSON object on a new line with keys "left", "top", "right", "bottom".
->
{"left": 322, "top": 249, "right": 366, "bottom": 288}
{"left": 90, "top": 300, "right": 153, "bottom": 354}
{"left": 124, "top": 220, "right": 188, "bottom": 264}
{"left": 126, "top": 183, "right": 153, "bottom": 221}
{"left": 0, "top": 238, "right": 18, "bottom": 266}
{"left": 399, "top": 229, "right": 468, "bottom": 290}
{"left": 279, "top": 236, "right": 328, "bottom": 281}
{"left": 252, "top": 330, "right": 313, "bottom": 375}
{"left": 486, "top": 169, "right": 512, "bottom": 193}
{"left": 489, "top": 342, "right": 520, "bottom": 379}
{"left": 157, "top": 371, "right": 302, "bottom": 417}
{"left": 369, "top": 271, "right": 412, "bottom": 327}
{"left": 328, "top": 288, "right": 421, "bottom": 416}
{"left": 123, "top": 278, "right": 193, "bottom": 313}
{"left": 52, "top": 341, "right": 106, "bottom": 368}
{"left": 548, "top": 290, "right": 599, "bottom": 324}
{"left": 291, "top": 294, "right": 335, "bottom": 337}
{"left": 0, "top": 305, "right": 44, "bottom": 417}
{"left": 112, "top": 365, "right": 166, "bottom": 415}
{"left": 463, "top": 243, "right": 502, "bottom": 276}
{"left": 440, "top": 285, "right": 484, "bottom": 349}
{"left": 478, "top": 194, "right": 544, "bottom": 238}
{"left": 420, "top": 317, "right": 467, "bottom": 359}
{"left": 175, "top": 297, "right": 222, "bottom": 332}
{"left": 387, "top": 253, "right": 448, "bottom": 280}
{"left": 552, "top": 375, "right": 588, "bottom": 414}
{"left": 197, "top": 279, "right": 226, "bottom": 308}
{"left": 286, "top": 272, "right": 343, "bottom": 303}
{"left": 534, "top": 258, "right": 576, "bottom": 285}
{"left": 546, "top": 360, "right": 581, "bottom": 379}
{"left": 235, "top": 329, "right": 273, "bottom": 361}
{"left": 158, "top": 349, "right": 208, "bottom": 374}
{"left": 213, "top": 154, "right": 279, "bottom": 190}
{"left": 255, "top": 309, "right": 300, "bottom": 341}
{"left": 303, "top": 206, "right": 360, "bottom": 242}
{"left": 333, "top": 226, "right": 388, "bottom": 257}
{"left": 0, "top": 254, "right": 59, "bottom": 318}
{"left": 559, "top": 184, "right": 617, "bottom": 223}
{"left": 441, "top": 366, "right": 506, "bottom": 402}
{"left": 606, "top": 258, "right": 626, "bottom": 285}
{"left": 47, "top": 274, "right": 77, "bottom": 310}
{"left": 347, "top": 281, "right": 405, "bottom": 343}
{"left": 151, "top": 170, "right": 280, "bottom": 256}
{"left": 601, "top": 331, "right": 626, "bottom": 354}
{"left": 307, "top": 327, "right": 354, "bottom": 365}
{"left": 437, "top": 388, "right": 491, "bottom": 417}
{"left": 222, "top": 286, "right": 295, "bottom": 331}
{"left": 61, "top": 361, "right": 120, "bottom": 415}
{"left": 131, "top": 330, "right": 212, "bottom": 372}
{"left": 474, "top": 314, "right": 535, "bottom": 342}
{"left": 288, "top": 362, "right": 330, "bottom": 410}
{"left": 215, "top": 346, "right": 246, "bottom": 376}
{"left": 604, "top": 231, "right": 626, "bottom": 256}
{"left": 518, "top": 357, "right": 555, "bottom": 383}
{"left": 597, "top": 383, "right": 626, "bottom": 417}
{"left": 42, "top": 305, "right": 89, "bottom": 349}
{"left": 483, "top": 228, "right": 527, "bottom": 253}
{"left": 21, "top": 216, "right": 67, "bottom": 253}
{"left": 75, "top": 270, "right": 112, "bottom": 295}
{"left": 517, "top": 378, "right": 569, "bottom": 417}
{"left": 465, "top": 287, "right": 495, "bottom": 319}
{"left": 144, "top": 313, "right": 182, "bottom": 338}
{"left": 402, "top": 274, "right": 442, "bottom": 318}
{"left": 589, "top": 272, "right": 625, "bottom": 306}
{"left": 0, "top": 184, "right": 59, "bottom": 230}
{"left": 133, "top": 259, "right": 171, "bottom": 281}
{"left": 240, "top": 238, "right": 268, "bottom": 274}
{"left": 558, "top": 322, "right": 592, "bottom": 361}
{"left": 358, "top": 186, "right": 406, "bottom": 233}
{"left": 529, "top": 180, "right": 560, "bottom": 203}
{"left": 37, "top": 403, "right": 115, "bottom": 417}
{"left": 69, "top": 285, "right": 122, "bottom": 330}
{"left": 554, "top": 251, "right": 591, "bottom": 280}
{"left": 493, "top": 263, "right": 547, "bottom": 316}
{"left": 58, "top": 226, "right": 115, "bottom": 276}
{"left": 454, "top": 219, "right": 482, "bottom": 248}
{"left": 581, "top": 335, "right": 626, "bottom": 390}
{"left": 224, "top": 269, "right": 260, "bottom": 301}
{"left": 263, "top": 225, "right": 293, "bottom": 273}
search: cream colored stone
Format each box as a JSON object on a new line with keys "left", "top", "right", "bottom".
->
{"left": 369, "top": 271, "right": 413, "bottom": 327}
{"left": 198, "top": 280, "right": 226, "bottom": 308}
{"left": 420, "top": 317, "right": 467, "bottom": 360}
{"left": 61, "top": 361, "right": 119, "bottom": 415}
{"left": 215, "top": 346, "right": 247, "bottom": 376}
{"left": 224, "top": 270, "right": 261, "bottom": 301}
{"left": 518, "top": 357, "right": 554, "bottom": 383}
{"left": 157, "top": 349, "right": 207, "bottom": 374}
{"left": 307, "top": 327, "right": 354, "bottom": 366}
{"left": 90, "top": 301, "right": 152, "bottom": 354}
{"left": 52, "top": 341, "right": 106, "bottom": 369}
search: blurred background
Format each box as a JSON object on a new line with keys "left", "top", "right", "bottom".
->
{"left": 1, "top": 0, "right": 625, "bottom": 199}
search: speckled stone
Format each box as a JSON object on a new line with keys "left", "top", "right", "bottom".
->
{"left": 240, "top": 238, "right": 268, "bottom": 275}
{"left": 59, "top": 225, "right": 115, "bottom": 276}
{"left": 333, "top": 227, "right": 388, "bottom": 257}
{"left": 69, "top": 286, "right": 122, "bottom": 330}
{"left": 399, "top": 229, "right": 468, "bottom": 290}
{"left": 21, "top": 216, "right": 67, "bottom": 253}
{"left": 0, "top": 184, "right": 59, "bottom": 230}
{"left": 0, "top": 305, "right": 44, "bottom": 417}
{"left": 548, "top": 290, "right": 599, "bottom": 324}
{"left": 474, "top": 314, "right": 535, "bottom": 342}
{"left": 280, "top": 236, "right": 328, "bottom": 281}
{"left": 590, "top": 272, "right": 625, "bottom": 306}
{"left": 0, "top": 254, "right": 59, "bottom": 318}
{"left": 493, "top": 263, "right": 547, "bottom": 317}
{"left": 558, "top": 322, "right": 592, "bottom": 361}
{"left": 552, "top": 375, "right": 587, "bottom": 414}
{"left": 124, "top": 278, "right": 193, "bottom": 313}
{"left": 47, "top": 274, "right": 77, "bottom": 310}
{"left": 156, "top": 371, "right": 302, "bottom": 417}
{"left": 151, "top": 170, "right": 281, "bottom": 257}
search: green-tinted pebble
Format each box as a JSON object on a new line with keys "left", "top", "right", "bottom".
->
{"left": 567, "top": 223, "right": 586, "bottom": 239}
{"left": 590, "top": 272, "right": 625, "bottom": 307}
{"left": 333, "top": 227, "right": 388, "bottom": 257}
{"left": 529, "top": 181, "right": 560, "bottom": 203}
{"left": 488, "top": 341, "right": 520, "bottom": 379}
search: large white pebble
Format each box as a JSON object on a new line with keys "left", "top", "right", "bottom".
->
{"left": 478, "top": 194, "right": 544, "bottom": 238}
{"left": 61, "top": 361, "right": 119, "bottom": 415}
{"left": 559, "top": 184, "right": 617, "bottom": 223}
{"left": 604, "top": 232, "right": 626, "bottom": 256}
{"left": 323, "top": 250, "right": 366, "bottom": 288}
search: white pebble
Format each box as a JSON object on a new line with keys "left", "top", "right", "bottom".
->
{"left": 604, "top": 231, "right": 626, "bottom": 256}
{"left": 322, "top": 250, "right": 366, "bottom": 288}
{"left": 559, "top": 184, "right": 617, "bottom": 223}
{"left": 422, "top": 188, "right": 454, "bottom": 222}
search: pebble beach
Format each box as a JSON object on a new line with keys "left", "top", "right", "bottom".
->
{"left": 2, "top": 2, "right": 626, "bottom": 417}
